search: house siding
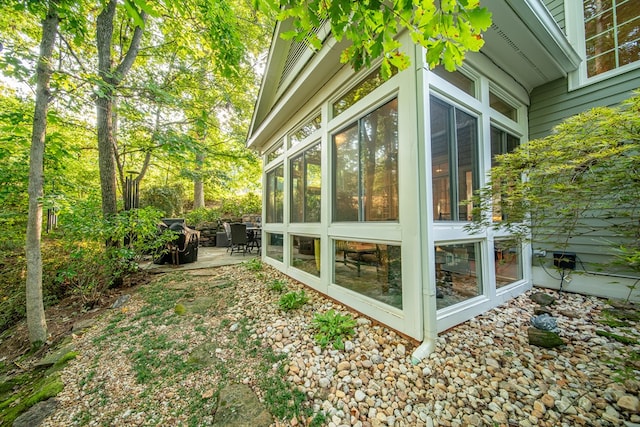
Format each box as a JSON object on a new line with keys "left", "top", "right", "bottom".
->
{"left": 529, "top": 70, "right": 640, "bottom": 139}
{"left": 543, "top": 0, "right": 565, "bottom": 33}
{"left": 528, "top": 70, "right": 640, "bottom": 300}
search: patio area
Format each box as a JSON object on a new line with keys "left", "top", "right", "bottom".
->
{"left": 140, "top": 246, "right": 260, "bottom": 273}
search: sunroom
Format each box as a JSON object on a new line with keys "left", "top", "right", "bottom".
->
{"left": 247, "top": 0, "right": 580, "bottom": 359}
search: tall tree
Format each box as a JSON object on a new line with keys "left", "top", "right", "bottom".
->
{"left": 25, "top": 0, "right": 59, "bottom": 344}
{"left": 95, "top": 0, "right": 146, "bottom": 221}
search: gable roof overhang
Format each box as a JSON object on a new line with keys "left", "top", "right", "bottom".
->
{"left": 480, "top": 0, "right": 581, "bottom": 91}
{"left": 247, "top": 19, "right": 346, "bottom": 152}
{"left": 248, "top": 0, "right": 581, "bottom": 151}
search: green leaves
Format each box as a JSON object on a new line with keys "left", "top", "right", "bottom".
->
{"left": 470, "top": 91, "right": 640, "bottom": 274}
{"left": 260, "top": 0, "right": 492, "bottom": 75}
{"left": 312, "top": 309, "right": 356, "bottom": 350}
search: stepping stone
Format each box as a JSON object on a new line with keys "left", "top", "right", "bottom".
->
{"left": 527, "top": 327, "right": 564, "bottom": 348}
{"left": 213, "top": 383, "right": 272, "bottom": 426}
{"left": 13, "top": 398, "right": 58, "bottom": 427}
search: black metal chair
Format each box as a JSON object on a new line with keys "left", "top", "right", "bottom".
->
{"left": 247, "top": 228, "right": 261, "bottom": 254}
{"left": 229, "top": 223, "right": 248, "bottom": 255}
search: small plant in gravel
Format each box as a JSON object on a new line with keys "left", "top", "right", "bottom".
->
{"left": 312, "top": 309, "right": 356, "bottom": 350}
{"left": 244, "top": 258, "right": 263, "bottom": 271}
{"left": 268, "top": 278, "right": 287, "bottom": 293}
{"left": 278, "top": 290, "right": 308, "bottom": 311}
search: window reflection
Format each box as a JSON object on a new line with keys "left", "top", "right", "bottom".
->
{"left": 266, "top": 233, "right": 284, "bottom": 262}
{"left": 334, "top": 98, "right": 399, "bottom": 222}
{"left": 494, "top": 239, "right": 523, "bottom": 288}
{"left": 431, "top": 97, "right": 479, "bottom": 221}
{"left": 583, "top": 0, "right": 640, "bottom": 77}
{"left": 291, "top": 143, "right": 321, "bottom": 223}
{"left": 334, "top": 240, "right": 402, "bottom": 309}
{"left": 435, "top": 242, "right": 482, "bottom": 309}
{"left": 266, "top": 165, "right": 284, "bottom": 223}
{"left": 292, "top": 235, "right": 320, "bottom": 276}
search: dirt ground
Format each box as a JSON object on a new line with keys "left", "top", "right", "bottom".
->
{"left": 0, "top": 272, "right": 153, "bottom": 370}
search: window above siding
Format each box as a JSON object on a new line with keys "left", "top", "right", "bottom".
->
{"left": 567, "top": 0, "right": 640, "bottom": 87}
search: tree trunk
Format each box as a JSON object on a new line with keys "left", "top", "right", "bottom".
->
{"left": 26, "top": 1, "right": 59, "bottom": 345}
{"left": 193, "top": 152, "right": 206, "bottom": 209}
{"left": 95, "top": 0, "right": 146, "bottom": 220}
{"left": 96, "top": 0, "right": 119, "bottom": 219}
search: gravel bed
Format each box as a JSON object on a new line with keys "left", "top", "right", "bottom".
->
{"left": 42, "top": 263, "right": 640, "bottom": 426}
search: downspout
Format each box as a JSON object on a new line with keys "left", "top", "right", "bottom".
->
{"left": 411, "top": 45, "right": 438, "bottom": 364}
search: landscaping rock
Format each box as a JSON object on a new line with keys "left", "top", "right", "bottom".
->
{"left": 530, "top": 313, "right": 558, "bottom": 331}
{"left": 13, "top": 398, "right": 58, "bottom": 427}
{"left": 33, "top": 345, "right": 75, "bottom": 369}
{"left": 110, "top": 294, "right": 131, "bottom": 309}
{"left": 527, "top": 327, "right": 564, "bottom": 348}
{"left": 213, "top": 383, "right": 272, "bottom": 427}
{"left": 530, "top": 292, "right": 555, "bottom": 306}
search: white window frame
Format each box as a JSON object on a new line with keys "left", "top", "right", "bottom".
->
{"left": 566, "top": 0, "right": 640, "bottom": 90}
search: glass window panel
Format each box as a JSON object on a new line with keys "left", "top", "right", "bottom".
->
{"left": 435, "top": 242, "right": 482, "bottom": 310}
{"left": 431, "top": 99, "right": 452, "bottom": 220}
{"left": 432, "top": 67, "right": 476, "bottom": 96}
{"left": 292, "top": 143, "right": 322, "bottom": 223}
{"left": 292, "top": 235, "right": 320, "bottom": 276}
{"left": 290, "top": 114, "right": 322, "bottom": 147}
{"left": 586, "top": 30, "right": 615, "bottom": 57}
{"left": 585, "top": 9, "right": 614, "bottom": 38}
{"left": 456, "top": 109, "right": 478, "bottom": 221}
{"left": 266, "top": 165, "right": 284, "bottom": 223}
{"left": 617, "top": 1, "right": 639, "bottom": 25}
{"left": 332, "top": 67, "right": 397, "bottom": 117}
{"left": 305, "top": 144, "right": 322, "bottom": 222}
{"left": 587, "top": 49, "right": 616, "bottom": 76}
{"left": 334, "top": 240, "right": 402, "bottom": 309}
{"left": 267, "top": 141, "right": 284, "bottom": 164}
{"left": 361, "top": 98, "right": 399, "bottom": 221}
{"left": 334, "top": 124, "right": 360, "bottom": 221}
{"left": 583, "top": 0, "right": 613, "bottom": 21}
{"left": 490, "top": 126, "right": 521, "bottom": 221}
{"left": 266, "top": 232, "right": 284, "bottom": 262}
{"left": 583, "top": 0, "right": 640, "bottom": 77}
{"left": 333, "top": 99, "right": 399, "bottom": 222}
{"left": 620, "top": 39, "right": 640, "bottom": 65}
{"left": 494, "top": 239, "right": 523, "bottom": 288}
{"left": 489, "top": 92, "right": 517, "bottom": 121}
{"left": 291, "top": 155, "right": 304, "bottom": 223}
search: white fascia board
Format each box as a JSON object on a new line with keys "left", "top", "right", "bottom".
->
{"left": 505, "top": 0, "right": 581, "bottom": 72}
{"left": 247, "top": 35, "right": 347, "bottom": 151}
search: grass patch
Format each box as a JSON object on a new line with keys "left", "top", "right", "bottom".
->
{"left": 596, "top": 329, "right": 639, "bottom": 345}
{"left": 0, "top": 351, "right": 74, "bottom": 425}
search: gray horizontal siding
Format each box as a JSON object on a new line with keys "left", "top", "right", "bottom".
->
{"left": 543, "top": 0, "right": 565, "bottom": 33}
{"left": 529, "top": 69, "right": 640, "bottom": 139}
{"left": 528, "top": 69, "right": 640, "bottom": 275}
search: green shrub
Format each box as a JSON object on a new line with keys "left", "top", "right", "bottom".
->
{"left": 278, "top": 290, "right": 308, "bottom": 311}
{"left": 312, "top": 309, "right": 356, "bottom": 350}
{"left": 140, "top": 184, "right": 185, "bottom": 217}
{"left": 184, "top": 207, "right": 220, "bottom": 228}
{"left": 268, "top": 279, "right": 287, "bottom": 293}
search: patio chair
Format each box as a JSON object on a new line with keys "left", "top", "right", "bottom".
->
{"left": 229, "top": 223, "right": 248, "bottom": 255}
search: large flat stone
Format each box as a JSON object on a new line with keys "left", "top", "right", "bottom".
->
{"left": 213, "top": 383, "right": 272, "bottom": 427}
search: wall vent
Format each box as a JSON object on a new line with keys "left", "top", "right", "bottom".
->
{"left": 489, "top": 23, "right": 548, "bottom": 81}
{"left": 277, "top": 19, "right": 328, "bottom": 91}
